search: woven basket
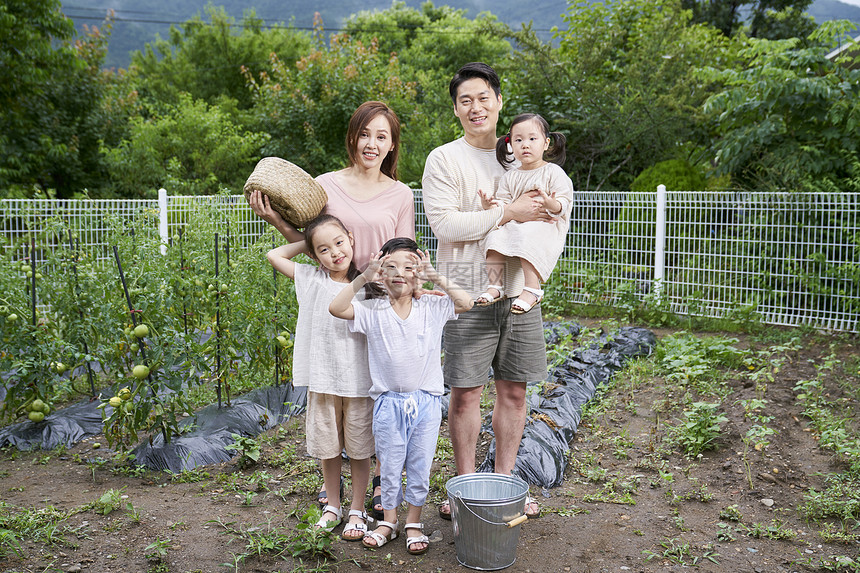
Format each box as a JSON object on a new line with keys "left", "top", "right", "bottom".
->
{"left": 243, "top": 157, "right": 328, "bottom": 228}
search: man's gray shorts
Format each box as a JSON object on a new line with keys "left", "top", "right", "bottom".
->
{"left": 443, "top": 298, "right": 547, "bottom": 387}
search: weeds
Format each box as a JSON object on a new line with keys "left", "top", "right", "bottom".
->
{"left": 226, "top": 434, "right": 261, "bottom": 468}
{"left": 90, "top": 487, "right": 128, "bottom": 516}
{"left": 669, "top": 402, "right": 728, "bottom": 457}
{"left": 742, "top": 519, "right": 796, "bottom": 540}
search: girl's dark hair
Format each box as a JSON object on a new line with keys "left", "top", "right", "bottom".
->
{"left": 495, "top": 113, "right": 567, "bottom": 168}
{"left": 345, "top": 101, "right": 401, "bottom": 181}
{"left": 449, "top": 62, "right": 501, "bottom": 103}
{"left": 379, "top": 237, "right": 420, "bottom": 256}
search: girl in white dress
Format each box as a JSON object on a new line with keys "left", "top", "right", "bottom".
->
{"left": 476, "top": 113, "right": 573, "bottom": 313}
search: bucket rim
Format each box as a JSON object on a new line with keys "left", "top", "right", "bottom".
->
{"left": 445, "top": 472, "right": 529, "bottom": 504}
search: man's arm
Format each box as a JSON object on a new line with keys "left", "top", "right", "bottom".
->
{"left": 422, "top": 151, "right": 553, "bottom": 243}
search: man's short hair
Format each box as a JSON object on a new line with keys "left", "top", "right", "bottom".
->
{"left": 449, "top": 62, "right": 501, "bottom": 103}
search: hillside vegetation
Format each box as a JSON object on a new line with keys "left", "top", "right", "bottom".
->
{"left": 2, "top": 0, "right": 859, "bottom": 199}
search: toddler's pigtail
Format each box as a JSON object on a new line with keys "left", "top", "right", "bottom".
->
{"left": 495, "top": 133, "right": 516, "bottom": 167}
{"left": 545, "top": 131, "right": 567, "bottom": 166}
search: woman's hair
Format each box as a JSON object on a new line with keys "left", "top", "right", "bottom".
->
{"left": 345, "top": 101, "right": 401, "bottom": 181}
{"left": 379, "top": 237, "right": 420, "bottom": 256}
{"left": 449, "top": 62, "right": 501, "bottom": 103}
{"left": 495, "top": 113, "right": 567, "bottom": 168}
{"left": 303, "top": 213, "right": 361, "bottom": 282}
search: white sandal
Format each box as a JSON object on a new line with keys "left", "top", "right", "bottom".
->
{"left": 362, "top": 520, "right": 399, "bottom": 549}
{"left": 511, "top": 287, "right": 544, "bottom": 315}
{"left": 341, "top": 509, "right": 368, "bottom": 541}
{"left": 475, "top": 285, "right": 504, "bottom": 306}
{"left": 405, "top": 522, "right": 429, "bottom": 555}
{"left": 315, "top": 504, "right": 342, "bottom": 530}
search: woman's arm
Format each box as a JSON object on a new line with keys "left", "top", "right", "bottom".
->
{"left": 266, "top": 241, "right": 308, "bottom": 280}
{"left": 249, "top": 190, "right": 305, "bottom": 243}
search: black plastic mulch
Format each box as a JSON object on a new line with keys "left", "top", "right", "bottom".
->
{"left": 477, "top": 325, "right": 658, "bottom": 488}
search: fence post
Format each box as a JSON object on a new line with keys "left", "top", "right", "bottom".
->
{"left": 158, "top": 188, "right": 168, "bottom": 255}
{"left": 654, "top": 184, "right": 667, "bottom": 293}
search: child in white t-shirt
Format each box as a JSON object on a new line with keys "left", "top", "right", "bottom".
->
{"left": 329, "top": 237, "right": 473, "bottom": 555}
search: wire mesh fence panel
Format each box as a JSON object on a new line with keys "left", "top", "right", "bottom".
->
{"left": 1, "top": 191, "right": 858, "bottom": 332}
{"left": 0, "top": 198, "right": 160, "bottom": 267}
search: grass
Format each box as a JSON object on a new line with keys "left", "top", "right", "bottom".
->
{"left": 1, "top": 318, "right": 858, "bottom": 570}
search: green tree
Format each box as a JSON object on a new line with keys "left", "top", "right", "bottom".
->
{"left": 681, "top": 0, "right": 816, "bottom": 39}
{"left": 128, "top": 6, "right": 312, "bottom": 111}
{"left": 698, "top": 20, "right": 860, "bottom": 189}
{"left": 343, "top": 1, "right": 512, "bottom": 183}
{"left": 0, "top": 0, "right": 113, "bottom": 198}
{"left": 245, "top": 29, "right": 420, "bottom": 180}
{"left": 103, "top": 94, "right": 270, "bottom": 197}
{"left": 502, "top": 0, "right": 736, "bottom": 190}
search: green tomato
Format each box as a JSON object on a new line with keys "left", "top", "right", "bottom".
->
{"left": 133, "top": 324, "right": 149, "bottom": 338}
{"left": 31, "top": 399, "right": 45, "bottom": 412}
{"left": 55, "top": 362, "right": 67, "bottom": 374}
{"left": 119, "top": 387, "right": 132, "bottom": 401}
{"left": 129, "top": 342, "right": 139, "bottom": 353}
{"left": 109, "top": 396, "right": 123, "bottom": 408}
{"left": 132, "top": 364, "right": 150, "bottom": 379}
{"left": 28, "top": 411, "right": 45, "bottom": 423}
{"left": 7, "top": 314, "right": 17, "bottom": 322}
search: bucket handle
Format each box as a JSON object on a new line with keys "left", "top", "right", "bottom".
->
{"left": 452, "top": 491, "right": 528, "bottom": 528}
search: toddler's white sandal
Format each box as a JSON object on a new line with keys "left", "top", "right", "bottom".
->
{"left": 475, "top": 285, "right": 505, "bottom": 306}
{"left": 362, "top": 520, "right": 399, "bottom": 549}
{"left": 405, "top": 522, "right": 429, "bottom": 555}
{"left": 341, "top": 509, "right": 368, "bottom": 541}
{"left": 511, "top": 287, "right": 544, "bottom": 315}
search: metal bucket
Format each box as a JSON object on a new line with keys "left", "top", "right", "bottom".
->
{"left": 446, "top": 473, "right": 529, "bottom": 570}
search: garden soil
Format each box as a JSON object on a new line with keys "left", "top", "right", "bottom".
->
{"left": 1, "top": 324, "right": 857, "bottom": 573}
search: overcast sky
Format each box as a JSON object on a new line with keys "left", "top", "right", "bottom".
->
{"left": 838, "top": 0, "right": 860, "bottom": 6}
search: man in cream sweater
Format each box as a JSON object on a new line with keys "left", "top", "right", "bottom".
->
{"left": 422, "top": 62, "right": 554, "bottom": 519}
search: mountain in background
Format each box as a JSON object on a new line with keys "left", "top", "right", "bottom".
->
{"left": 64, "top": 0, "right": 860, "bottom": 69}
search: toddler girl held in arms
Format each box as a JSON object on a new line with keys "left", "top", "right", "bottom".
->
{"left": 475, "top": 112, "right": 574, "bottom": 314}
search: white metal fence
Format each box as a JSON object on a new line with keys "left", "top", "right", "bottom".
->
{"left": 2, "top": 188, "right": 858, "bottom": 332}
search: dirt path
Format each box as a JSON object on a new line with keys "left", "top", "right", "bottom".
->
{"left": 1, "top": 324, "right": 858, "bottom": 573}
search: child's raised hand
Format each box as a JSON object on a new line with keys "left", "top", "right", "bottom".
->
{"left": 532, "top": 187, "right": 562, "bottom": 218}
{"left": 478, "top": 188, "right": 500, "bottom": 210}
{"left": 362, "top": 252, "right": 387, "bottom": 282}
{"left": 413, "top": 249, "right": 436, "bottom": 280}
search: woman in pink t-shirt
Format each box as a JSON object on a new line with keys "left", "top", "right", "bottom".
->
{"left": 249, "top": 100, "right": 414, "bottom": 538}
